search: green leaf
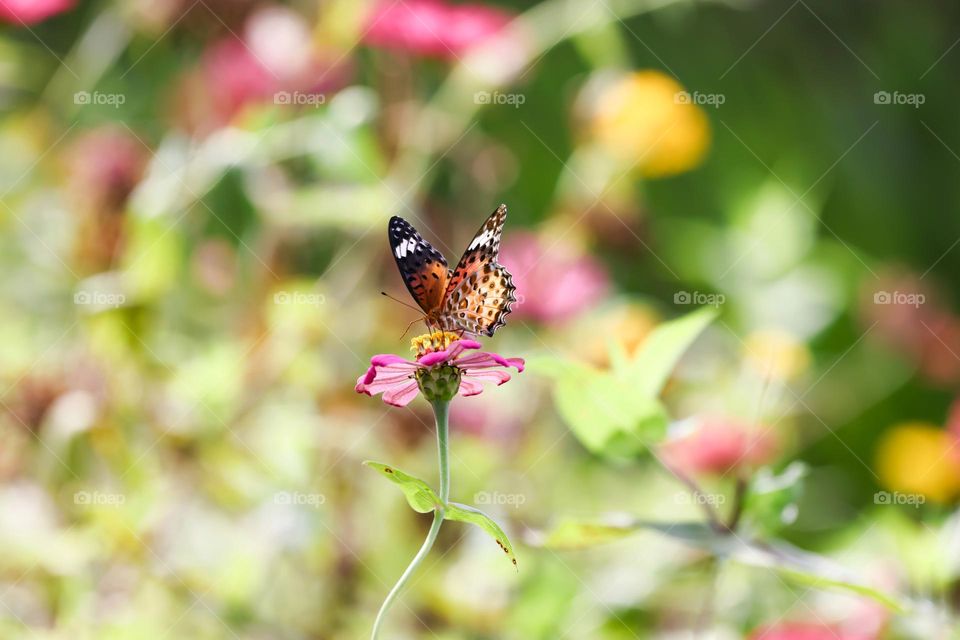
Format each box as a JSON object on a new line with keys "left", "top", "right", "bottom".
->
{"left": 363, "top": 461, "right": 441, "bottom": 514}
{"left": 445, "top": 502, "right": 518, "bottom": 569}
{"left": 533, "top": 308, "right": 714, "bottom": 458}
{"left": 553, "top": 367, "right": 669, "bottom": 457}
{"left": 533, "top": 517, "right": 903, "bottom": 611}
{"left": 625, "top": 307, "right": 717, "bottom": 396}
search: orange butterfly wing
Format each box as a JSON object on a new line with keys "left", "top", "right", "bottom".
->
{"left": 388, "top": 216, "right": 450, "bottom": 314}
{"left": 440, "top": 204, "right": 516, "bottom": 336}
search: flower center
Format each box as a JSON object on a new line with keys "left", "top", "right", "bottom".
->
{"left": 410, "top": 331, "right": 461, "bottom": 359}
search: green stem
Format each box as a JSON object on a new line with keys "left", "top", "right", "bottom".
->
{"left": 371, "top": 400, "right": 451, "bottom": 639}
{"left": 433, "top": 400, "right": 450, "bottom": 503}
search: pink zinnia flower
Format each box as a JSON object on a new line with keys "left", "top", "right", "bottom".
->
{"left": 364, "top": 0, "right": 513, "bottom": 59}
{"left": 356, "top": 332, "right": 524, "bottom": 407}
{"left": 0, "top": 0, "right": 72, "bottom": 24}
{"left": 500, "top": 232, "right": 609, "bottom": 325}
{"left": 659, "top": 415, "right": 778, "bottom": 476}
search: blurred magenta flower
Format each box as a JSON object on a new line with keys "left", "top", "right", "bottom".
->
{"left": 0, "top": 0, "right": 72, "bottom": 24}
{"left": 356, "top": 331, "right": 524, "bottom": 407}
{"left": 660, "top": 415, "right": 778, "bottom": 476}
{"left": 499, "top": 232, "right": 609, "bottom": 325}
{"left": 861, "top": 269, "right": 960, "bottom": 386}
{"left": 173, "top": 7, "right": 351, "bottom": 134}
{"left": 364, "top": 0, "right": 513, "bottom": 59}
{"left": 203, "top": 38, "right": 275, "bottom": 123}
{"left": 751, "top": 623, "right": 876, "bottom": 640}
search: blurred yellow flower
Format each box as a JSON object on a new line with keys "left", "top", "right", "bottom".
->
{"left": 742, "top": 329, "right": 811, "bottom": 382}
{"left": 589, "top": 70, "right": 710, "bottom": 177}
{"left": 573, "top": 301, "right": 659, "bottom": 367}
{"left": 876, "top": 423, "right": 960, "bottom": 503}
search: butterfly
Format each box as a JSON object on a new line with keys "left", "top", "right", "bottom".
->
{"left": 388, "top": 204, "right": 517, "bottom": 337}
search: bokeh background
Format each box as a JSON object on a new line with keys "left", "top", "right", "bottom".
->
{"left": 2, "top": 0, "right": 960, "bottom": 637}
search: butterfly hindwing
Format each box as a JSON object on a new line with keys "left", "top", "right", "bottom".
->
{"left": 388, "top": 216, "right": 450, "bottom": 314}
{"left": 441, "top": 263, "right": 516, "bottom": 337}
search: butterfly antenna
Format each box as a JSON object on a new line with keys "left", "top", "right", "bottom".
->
{"left": 380, "top": 291, "right": 423, "bottom": 313}
{"left": 397, "top": 317, "right": 425, "bottom": 341}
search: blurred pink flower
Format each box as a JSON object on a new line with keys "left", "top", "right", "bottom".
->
{"left": 917, "top": 312, "right": 960, "bottom": 385}
{"left": 173, "top": 7, "right": 351, "bottom": 134}
{"left": 202, "top": 38, "right": 276, "bottom": 124}
{"left": 356, "top": 335, "right": 524, "bottom": 407}
{"left": 364, "top": 0, "right": 513, "bottom": 59}
{"left": 0, "top": 0, "right": 72, "bottom": 24}
{"left": 659, "top": 415, "right": 778, "bottom": 476}
{"left": 751, "top": 623, "right": 875, "bottom": 640}
{"left": 499, "top": 233, "right": 609, "bottom": 325}
{"left": 861, "top": 270, "right": 960, "bottom": 386}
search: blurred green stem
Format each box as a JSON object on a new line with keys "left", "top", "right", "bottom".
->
{"left": 371, "top": 401, "right": 450, "bottom": 639}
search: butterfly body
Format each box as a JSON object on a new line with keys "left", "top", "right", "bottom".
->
{"left": 388, "top": 205, "right": 516, "bottom": 337}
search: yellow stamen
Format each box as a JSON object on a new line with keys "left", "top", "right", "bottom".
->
{"left": 410, "top": 331, "right": 461, "bottom": 357}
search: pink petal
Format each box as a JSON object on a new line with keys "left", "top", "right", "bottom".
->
{"left": 359, "top": 371, "right": 417, "bottom": 395}
{"left": 463, "top": 369, "right": 512, "bottom": 385}
{"left": 356, "top": 358, "right": 422, "bottom": 397}
{"left": 458, "top": 377, "right": 485, "bottom": 397}
{"left": 382, "top": 380, "right": 421, "bottom": 407}
{"left": 456, "top": 351, "right": 524, "bottom": 372}
{"left": 360, "top": 365, "right": 378, "bottom": 385}
{"left": 417, "top": 339, "right": 482, "bottom": 366}
{"left": 451, "top": 338, "right": 483, "bottom": 353}
{"left": 371, "top": 354, "right": 418, "bottom": 367}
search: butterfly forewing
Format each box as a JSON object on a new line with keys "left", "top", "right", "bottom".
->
{"left": 445, "top": 204, "right": 507, "bottom": 294}
{"left": 388, "top": 216, "right": 450, "bottom": 314}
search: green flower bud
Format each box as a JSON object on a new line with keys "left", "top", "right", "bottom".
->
{"left": 416, "top": 365, "right": 461, "bottom": 403}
